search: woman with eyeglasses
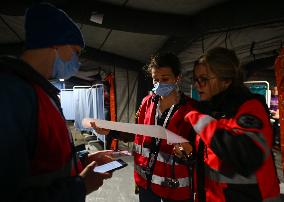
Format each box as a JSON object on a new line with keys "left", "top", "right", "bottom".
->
{"left": 175, "top": 47, "right": 280, "bottom": 202}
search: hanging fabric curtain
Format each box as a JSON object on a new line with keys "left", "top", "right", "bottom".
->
{"left": 60, "top": 89, "right": 75, "bottom": 120}
{"left": 73, "top": 86, "right": 93, "bottom": 131}
{"left": 73, "top": 85, "right": 105, "bottom": 131}
{"left": 91, "top": 84, "right": 105, "bottom": 120}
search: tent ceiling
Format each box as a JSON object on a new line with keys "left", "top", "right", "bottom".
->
{"left": 99, "top": 30, "right": 168, "bottom": 62}
{"left": 97, "top": 0, "right": 225, "bottom": 15}
{"left": 79, "top": 25, "right": 168, "bottom": 62}
{"left": 0, "top": 15, "right": 24, "bottom": 43}
{"left": 0, "top": 0, "right": 284, "bottom": 76}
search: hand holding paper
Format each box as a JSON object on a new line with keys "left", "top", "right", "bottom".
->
{"left": 82, "top": 118, "right": 189, "bottom": 144}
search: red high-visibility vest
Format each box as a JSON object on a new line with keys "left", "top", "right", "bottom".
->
{"left": 186, "top": 98, "right": 280, "bottom": 202}
{"left": 134, "top": 94, "right": 196, "bottom": 200}
{"left": 30, "top": 85, "right": 74, "bottom": 178}
{"left": 0, "top": 55, "right": 80, "bottom": 186}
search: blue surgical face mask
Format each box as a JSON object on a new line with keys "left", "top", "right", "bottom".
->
{"left": 52, "top": 51, "right": 80, "bottom": 79}
{"left": 152, "top": 82, "right": 177, "bottom": 97}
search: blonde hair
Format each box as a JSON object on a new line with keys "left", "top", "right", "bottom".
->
{"left": 195, "top": 47, "right": 244, "bottom": 86}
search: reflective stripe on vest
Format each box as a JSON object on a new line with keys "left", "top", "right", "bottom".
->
{"left": 193, "top": 115, "right": 270, "bottom": 160}
{"left": 205, "top": 164, "right": 257, "bottom": 184}
{"left": 135, "top": 164, "right": 189, "bottom": 187}
{"left": 193, "top": 115, "right": 215, "bottom": 134}
{"left": 134, "top": 143, "right": 180, "bottom": 165}
{"left": 232, "top": 128, "right": 270, "bottom": 159}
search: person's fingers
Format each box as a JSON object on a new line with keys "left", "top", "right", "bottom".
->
{"left": 90, "top": 121, "right": 97, "bottom": 128}
{"left": 111, "top": 150, "right": 132, "bottom": 158}
{"left": 88, "top": 151, "right": 115, "bottom": 165}
{"left": 181, "top": 143, "right": 193, "bottom": 155}
{"left": 97, "top": 150, "right": 113, "bottom": 154}
{"left": 90, "top": 122, "right": 105, "bottom": 132}
{"left": 88, "top": 160, "right": 96, "bottom": 167}
{"left": 92, "top": 126, "right": 110, "bottom": 135}
{"left": 173, "top": 144, "right": 183, "bottom": 158}
{"left": 101, "top": 172, "right": 112, "bottom": 179}
{"left": 85, "top": 161, "right": 96, "bottom": 172}
{"left": 93, "top": 155, "right": 114, "bottom": 165}
{"left": 79, "top": 161, "right": 96, "bottom": 178}
{"left": 90, "top": 150, "right": 113, "bottom": 158}
{"left": 173, "top": 143, "right": 194, "bottom": 159}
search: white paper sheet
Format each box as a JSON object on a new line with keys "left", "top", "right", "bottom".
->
{"left": 82, "top": 118, "right": 188, "bottom": 144}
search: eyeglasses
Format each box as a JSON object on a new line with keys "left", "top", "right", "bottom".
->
{"left": 192, "top": 76, "right": 216, "bottom": 86}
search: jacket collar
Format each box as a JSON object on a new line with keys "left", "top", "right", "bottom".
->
{"left": 0, "top": 55, "right": 59, "bottom": 96}
{"left": 197, "top": 84, "right": 252, "bottom": 118}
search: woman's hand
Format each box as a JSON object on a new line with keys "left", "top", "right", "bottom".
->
{"left": 90, "top": 121, "right": 111, "bottom": 135}
{"left": 173, "top": 143, "right": 193, "bottom": 160}
{"left": 87, "top": 150, "right": 114, "bottom": 166}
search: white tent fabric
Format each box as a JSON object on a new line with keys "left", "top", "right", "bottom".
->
{"left": 115, "top": 67, "right": 139, "bottom": 123}
{"left": 1, "top": 1, "right": 283, "bottom": 124}
{"left": 179, "top": 22, "right": 284, "bottom": 96}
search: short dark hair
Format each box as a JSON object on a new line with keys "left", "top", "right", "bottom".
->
{"left": 146, "top": 52, "right": 181, "bottom": 76}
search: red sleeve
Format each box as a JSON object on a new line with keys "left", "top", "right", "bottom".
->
{"left": 185, "top": 99, "right": 271, "bottom": 176}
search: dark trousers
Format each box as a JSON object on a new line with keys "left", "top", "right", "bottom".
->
{"left": 138, "top": 187, "right": 190, "bottom": 202}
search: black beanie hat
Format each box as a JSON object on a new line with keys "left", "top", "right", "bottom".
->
{"left": 25, "top": 3, "right": 84, "bottom": 49}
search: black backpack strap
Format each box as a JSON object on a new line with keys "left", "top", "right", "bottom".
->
{"left": 196, "top": 139, "right": 206, "bottom": 202}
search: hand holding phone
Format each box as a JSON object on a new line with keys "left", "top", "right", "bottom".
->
{"left": 93, "top": 159, "right": 128, "bottom": 173}
{"left": 80, "top": 161, "right": 112, "bottom": 194}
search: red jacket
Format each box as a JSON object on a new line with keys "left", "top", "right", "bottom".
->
{"left": 0, "top": 56, "right": 85, "bottom": 202}
{"left": 134, "top": 94, "right": 196, "bottom": 200}
{"left": 186, "top": 86, "right": 280, "bottom": 202}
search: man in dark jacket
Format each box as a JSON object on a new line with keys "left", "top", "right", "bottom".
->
{"left": 0, "top": 3, "right": 112, "bottom": 202}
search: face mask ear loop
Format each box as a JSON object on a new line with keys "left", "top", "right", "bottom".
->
{"left": 54, "top": 48, "right": 62, "bottom": 64}
{"left": 175, "top": 77, "right": 181, "bottom": 93}
{"left": 52, "top": 49, "right": 60, "bottom": 78}
{"left": 175, "top": 83, "right": 180, "bottom": 93}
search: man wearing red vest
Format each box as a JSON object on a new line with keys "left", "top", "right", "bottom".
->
{"left": 0, "top": 3, "right": 112, "bottom": 202}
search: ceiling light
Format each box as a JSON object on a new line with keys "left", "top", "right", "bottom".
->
{"left": 90, "top": 12, "right": 104, "bottom": 24}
